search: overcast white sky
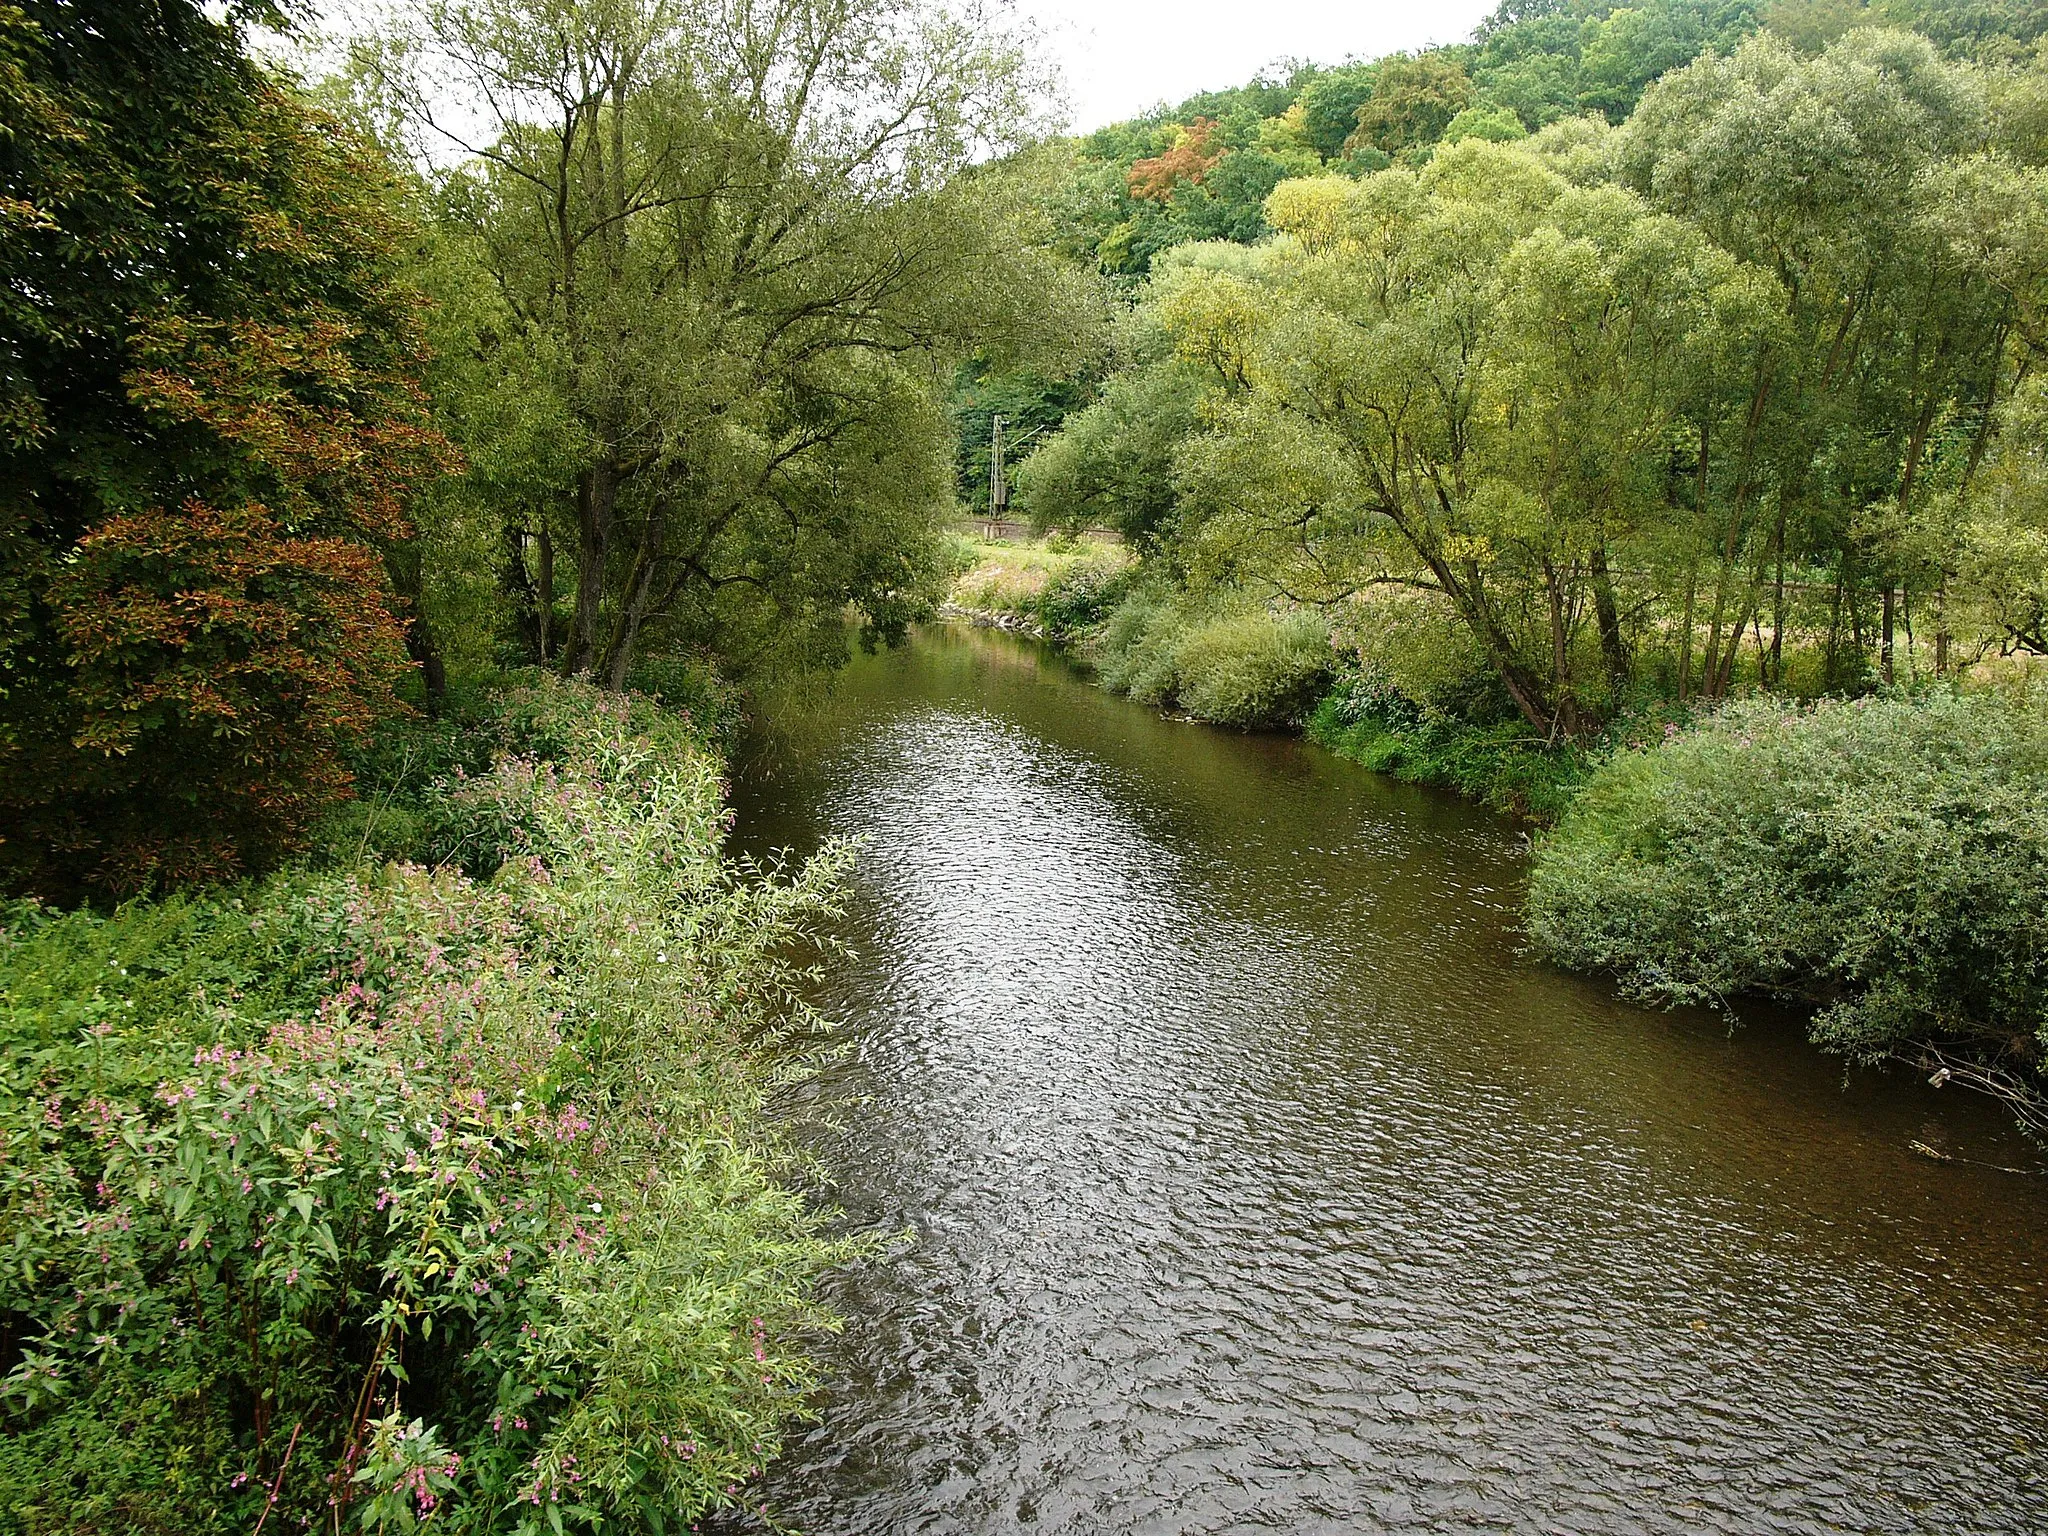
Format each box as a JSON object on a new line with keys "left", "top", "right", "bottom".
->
{"left": 1017, "top": 0, "right": 1499, "bottom": 132}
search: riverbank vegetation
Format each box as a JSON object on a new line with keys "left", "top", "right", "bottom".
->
{"left": 0, "top": 676, "right": 856, "bottom": 1532}
{"left": 1530, "top": 686, "right": 2048, "bottom": 1127}
{"left": 957, "top": 1, "right": 2048, "bottom": 1117}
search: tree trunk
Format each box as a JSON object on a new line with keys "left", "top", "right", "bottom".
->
{"left": 600, "top": 512, "right": 665, "bottom": 689}
{"left": 384, "top": 539, "right": 446, "bottom": 711}
{"left": 1768, "top": 497, "right": 1787, "bottom": 689}
{"left": 1823, "top": 560, "right": 1846, "bottom": 690}
{"left": 406, "top": 614, "right": 448, "bottom": 712}
{"left": 1881, "top": 585, "right": 1895, "bottom": 685}
{"left": 1715, "top": 590, "right": 1757, "bottom": 698}
{"left": 1678, "top": 421, "right": 1708, "bottom": 705}
{"left": 1882, "top": 398, "right": 1937, "bottom": 689}
{"left": 536, "top": 522, "right": 554, "bottom": 664}
{"left": 1542, "top": 558, "right": 1587, "bottom": 739}
{"left": 1413, "top": 542, "right": 1557, "bottom": 735}
{"left": 566, "top": 460, "right": 620, "bottom": 675}
{"left": 500, "top": 521, "right": 543, "bottom": 665}
{"left": 1590, "top": 542, "right": 1627, "bottom": 696}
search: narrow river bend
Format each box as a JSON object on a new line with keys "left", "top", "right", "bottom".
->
{"left": 728, "top": 624, "right": 2048, "bottom": 1536}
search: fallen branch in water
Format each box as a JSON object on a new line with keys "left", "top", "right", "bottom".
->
{"left": 1892, "top": 1041, "right": 2048, "bottom": 1141}
{"left": 1908, "top": 1140, "right": 2044, "bottom": 1176}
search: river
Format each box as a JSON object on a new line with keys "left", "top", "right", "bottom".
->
{"left": 727, "top": 623, "right": 2048, "bottom": 1536}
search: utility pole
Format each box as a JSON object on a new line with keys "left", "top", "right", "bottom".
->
{"left": 989, "top": 414, "right": 1007, "bottom": 533}
{"left": 986, "top": 413, "right": 1047, "bottom": 536}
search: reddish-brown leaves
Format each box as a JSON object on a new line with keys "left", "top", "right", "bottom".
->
{"left": 0, "top": 11, "right": 453, "bottom": 899}
{"left": 1127, "top": 119, "right": 1224, "bottom": 203}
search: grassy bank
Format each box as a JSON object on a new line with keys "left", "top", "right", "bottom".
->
{"left": 943, "top": 532, "right": 1132, "bottom": 637}
{"left": 947, "top": 542, "right": 1593, "bottom": 812}
{"left": 1304, "top": 690, "right": 1594, "bottom": 824}
{"left": 0, "top": 676, "right": 852, "bottom": 1533}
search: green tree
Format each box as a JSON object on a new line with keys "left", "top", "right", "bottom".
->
{"left": 373, "top": 0, "right": 1095, "bottom": 686}
{"left": 1444, "top": 103, "right": 1532, "bottom": 141}
{"left": 1158, "top": 146, "right": 1782, "bottom": 734}
{"left": 1016, "top": 365, "right": 1208, "bottom": 546}
{"left": 1346, "top": 52, "right": 1477, "bottom": 156}
{"left": 1620, "top": 29, "right": 2008, "bottom": 686}
{"left": 1296, "top": 63, "right": 1381, "bottom": 157}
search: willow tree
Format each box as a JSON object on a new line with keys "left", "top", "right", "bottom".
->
{"left": 1619, "top": 28, "right": 2008, "bottom": 684}
{"left": 1155, "top": 144, "right": 1779, "bottom": 736}
{"left": 373, "top": 0, "right": 1093, "bottom": 684}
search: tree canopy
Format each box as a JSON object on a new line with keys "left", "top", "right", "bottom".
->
{"left": 1021, "top": 26, "right": 2048, "bottom": 735}
{"left": 370, "top": 0, "right": 1097, "bottom": 688}
{"left": 0, "top": 0, "right": 447, "bottom": 898}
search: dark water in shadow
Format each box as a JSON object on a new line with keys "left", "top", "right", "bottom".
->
{"left": 726, "top": 623, "right": 2048, "bottom": 1536}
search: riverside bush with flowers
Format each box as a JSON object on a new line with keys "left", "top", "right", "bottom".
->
{"left": 0, "top": 676, "right": 857, "bottom": 1533}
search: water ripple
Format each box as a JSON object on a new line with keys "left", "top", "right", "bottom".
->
{"left": 726, "top": 627, "right": 2048, "bottom": 1536}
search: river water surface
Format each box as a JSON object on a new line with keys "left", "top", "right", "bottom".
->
{"left": 728, "top": 624, "right": 2048, "bottom": 1536}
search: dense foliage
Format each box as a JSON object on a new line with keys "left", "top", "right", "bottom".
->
{"left": 1020, "top": 25, "right": 2048, "bottom": 740}
{"left": 1527, "top": 688, "right": 2048, "bottom": 1099}
{"left": 959, "top": 3, "right": 2048, "bottom": 1111}
{"left": 7, "top": 0, "right": 2048, "bottom": 1516}
{"left": 1090, "top": 585, "right": 1334, "bottom": 730}
{"left": 0, "top": 678, "right": 853, "bottom": 1533}
{"left": 0, "top": 0, "right": 450, "bottom": 899}
{"left": 366, "top": 0, "right": 1097, "bottom": 690}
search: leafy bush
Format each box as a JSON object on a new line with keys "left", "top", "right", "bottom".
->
{"left": 1527, "top": 690, "right": 2048, "bottom": 1074}
{"left": 1172, "top": 612, "right": 1334, "bottom": 729}
{"left": 1091, "top": 583, "right": 1185, "bottom": 705}
{"left": 1091, "top": 587, "right": 1333, "bottom": 729}
{"left": 1306, "top": 674, "right": 1592, "bottom": 822}
{"left": 1036, "top": 557, "right": 1137, "bottom": 642}
{"left": 0, "top": 677, "right": 854, "bottom": 1534}
{"left": 625, "top": 653, "right": 745, "bottom": 752}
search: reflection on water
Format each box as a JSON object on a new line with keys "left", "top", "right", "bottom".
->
{"left": 725, "top": 624, "right": 2048, "bottom": 1536}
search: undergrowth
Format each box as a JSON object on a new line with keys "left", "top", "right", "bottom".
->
{"left": 0, "top": 675, "right": 855, "bottom": 1534}
{"left": 1304, "top": 680, "right": 1595, "bottom": 823}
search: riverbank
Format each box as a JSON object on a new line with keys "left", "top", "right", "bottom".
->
{"left": 944, "top": 542, "right": 2048, "bottom": 1137}
{"left": 0, "top": 676, "right": 849, "bottom": 1533}
{"left": 948, "top": 535, "right": 1591, "bottom": 821}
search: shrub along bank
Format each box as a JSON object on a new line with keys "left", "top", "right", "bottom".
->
{"left": 0, "top": 676, "right": 853, "bottom": 1534}
{"left": 1528, "top": 689, "right": 2048, "bottom": 1126}
{"left": 1023, "top": 559, "right": 1592, "bottom": 797}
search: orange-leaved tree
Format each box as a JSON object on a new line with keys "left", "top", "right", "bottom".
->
{"left": 1128, "top": 118, "right": 1225, "bottom": 202}
{"left": 0, "top": 0, "right": 451, "bottom": 899}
